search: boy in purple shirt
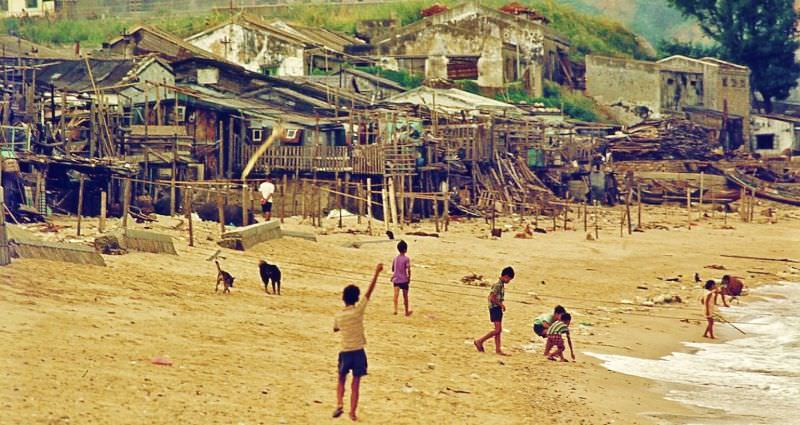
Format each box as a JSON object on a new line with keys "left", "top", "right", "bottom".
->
{"left": 391, "top": 240, "right": 412, "bottom": 316}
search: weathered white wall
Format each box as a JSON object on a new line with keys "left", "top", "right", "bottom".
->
{"left": 750, "top": 115, "right": 796, "bottom": 155}
{"left": 1, "top": 1, "right": 54, "bottom": 17}
{"left": 188, "top": 23, "right": 305, "bottom": 76}
{"left": 585, "top": 55, "right": 661, "bottom": 125}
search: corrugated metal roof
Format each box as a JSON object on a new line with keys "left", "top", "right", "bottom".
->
{"left": 384, "top": 86, "right": 520, "bottom": 114}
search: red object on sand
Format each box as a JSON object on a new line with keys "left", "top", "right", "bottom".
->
{"left": 150, "top": 357, "right": 173, "bottom": 366}
{"left": 421, "top": 3, "right": 448, "bottom": 17}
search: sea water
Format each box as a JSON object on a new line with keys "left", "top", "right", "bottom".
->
{"left": 586, "top": 282, "right": 800, "bottom": 425}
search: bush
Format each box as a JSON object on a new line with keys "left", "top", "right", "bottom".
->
{"left": 355, "top": 66, "right": 423, "bottom": 89}
{"left": 495, "top": 81, "right": 600, "bottom": 122}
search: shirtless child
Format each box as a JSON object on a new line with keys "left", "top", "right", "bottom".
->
{"left": 703, "top": 280, "right": 719, "bottom": 339}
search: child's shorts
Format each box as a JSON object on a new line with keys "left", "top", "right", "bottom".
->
{"left": 393, "top": 282, "right": 409, "bottom": 291}
{"left": 338, "top": 349, "right": 368, "bottom": 377}
{"left": 489, "top": 306, "right": 503, "bottom": 323}
{"left": 533, "top": 323, "right": 546, "bottom": 337}
{"left": 547, "top": 334, "right": 564, "bottom": 350}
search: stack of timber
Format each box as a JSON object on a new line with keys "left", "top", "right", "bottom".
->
{"left": 607, "top": 118, "right": 721, "bottom": 160}
{"left": 473, "top": 153, "right": 559, "bottom": 215}
{"left": 7, "top": 225, "right": 106, "bottom": 266}
{"left": 218, "top": 220, "right": 282, "bottom": 251}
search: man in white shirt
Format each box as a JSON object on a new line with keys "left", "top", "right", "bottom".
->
{"left": 258, "top": 176, "right": 276, "bottom": 221}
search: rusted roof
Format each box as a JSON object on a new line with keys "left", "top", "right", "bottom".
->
{"left": 105, "top": 25, "right": 230, "bottom": 64}
{"left": 35, "top": 56, "right": 170, "bottom": 93}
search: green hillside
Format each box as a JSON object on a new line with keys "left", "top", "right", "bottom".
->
{"left": 0, "top": 1, "right": 652, "bottom": 61}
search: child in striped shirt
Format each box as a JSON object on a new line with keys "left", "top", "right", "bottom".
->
{"left": 544, "top": 313, "right": 575, "bottom": 362}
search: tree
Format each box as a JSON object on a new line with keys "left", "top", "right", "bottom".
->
{"left": 667, "top": 0, "right": 800, "bottom": 112}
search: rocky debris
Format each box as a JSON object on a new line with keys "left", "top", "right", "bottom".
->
{"left": 461, "top": 273, "right": 490, "bottom": 287}
{"left": 94, "top": 235, "right": 126, "bottom": 255}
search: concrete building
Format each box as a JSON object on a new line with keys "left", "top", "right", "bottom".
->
{"left": 185, "top": 15, "right": 365, "bottom": 77}
{"left": 750, "top": 114, "right": 800, "bottom": 156}
{"left": 0, "top": 0, "right": 54, "bottom": 17}
{"left": 185, "top": 15, "right": 309, "bottom": 76}
{"left": 585, "top": 54, "right": 751, "bottom": 139}
{"left": 370, "top": 1, "right": 569, "bottom": 90}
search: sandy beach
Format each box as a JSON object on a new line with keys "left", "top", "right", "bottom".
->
{"left": 2, "top": 202, "right": 799, "bottom": 424}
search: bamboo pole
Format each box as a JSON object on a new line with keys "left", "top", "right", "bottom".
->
{"left": 749, "top": 187, "right": 756, "bottom": 223}
{"left": 583, "top": 202, "right": 587, "bottom": 232}
{"left": 317, "top": 184, "right": 323, "bottom": 227}
{"left": 433, "top": 190, "right": 440, "bottom": 233}
{"left": 366, "top": 178, "right": 373, "bottom": 235}
{"left": 699, "top": 171, "right": 704, "bottom": 213}
{"left": 281, "top": 174, "right": 287, "bottom": 224}
{"left": 217, "top": 189, "right": 225, "bottom": 236}
{"left": 593, "top": 200, "right": 598, "bottom": 240}
{"left": 122, "top": 178, "right": 131, "bottom": 230}
{"left": 388, "top": 177, "right": 399, "bottom": 229}
{"left": 185, "top": 186, "right": 194, "bottom": 247}
{"left": 76, "top": 174, "right": 85, "bottom": 236}
{"left": 0, "top": 187, "right": 8, "bottom": 266}
{"left": 241, "top": 181, "right": 249, "bottom": 226}
{"left": 443, "top": 182, "right": 450, "bottom": 232}
{"left": 381, "top": 187, "right": 390, "bottom": 232}
{"left": 637, "top": 184, "right": 642, "bottom": 230}
{"left": 99, "top": 191, "right": 107, "bottom": 233}
{"left": 686, "top": 186, "right": 691, "bottom": 230}
{"left": 563, "top": 196, "right": 569, "bottom": 231}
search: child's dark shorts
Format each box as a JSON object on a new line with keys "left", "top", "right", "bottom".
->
{"left": 261, "top": 202, "right": 273, "bottom": 213}
{"left": 547, "top": 334, "right": 565, "bottom": 350}
{"left": 489, "top": 306, "right": 503, "bottom": 323}
{"left": 338, "top": 349, "right": 368, "bottom": 377}
{"left": 533, "top": 323, "right": 545, "bottom": 337}
{"left": 393, "top": 282, "right": 409, "bottom": 291}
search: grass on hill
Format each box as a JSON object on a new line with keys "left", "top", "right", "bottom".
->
{"left": 0, "top": 0, "right": 651, "bottom": 61}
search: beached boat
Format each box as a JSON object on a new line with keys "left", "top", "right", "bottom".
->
{"left": 725, "top": 168, "right": 800, "bottom": 206}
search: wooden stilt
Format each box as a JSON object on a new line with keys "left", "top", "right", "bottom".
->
{"left": 0, "top": 187, "right": 8, "bottom": 266}
{"left": 366, "top": 178, "right": 373, "bottom": 235}
{"left": 593, "top": 200, "right": 598, "bottom": 240}
{"left": 686, "top": 186, "right": 691, "bottom": 230}
{"left": 99, "top": 191, "right": 107, "bottom": 233}
{"left": 241, "top": 182, "right": 249, "bottom": 226}
{"left": 217, "top": 190, "right": 225, "bottom": 236}
{"left": 122, "top": 178, "right": 131, "bottom": 230}
{"left": 76, "top": 174, "right": 85, "bottom": 236}
{"left": 185, "top": 186, "right": 194, "bottom": 247}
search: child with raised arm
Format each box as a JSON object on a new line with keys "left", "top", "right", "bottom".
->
{"left": 332, "top": 263, "right": 383, "bottom": 421}
{"left": 474, "top": 266, "right": 515, "bottom": 356}
{"left": 391, "top": 240, "right": 412, "bottom": 316}
{"left": 543, "top": 313, "right": 575, "bottom": 362}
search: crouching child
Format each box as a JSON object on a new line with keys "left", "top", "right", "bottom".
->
{"left": 543, "top": 313, "right": 575, "bottom": 362}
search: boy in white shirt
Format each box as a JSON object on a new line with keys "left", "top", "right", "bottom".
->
{"left": 258, "top": 176, "right": 275, "bottom": 221}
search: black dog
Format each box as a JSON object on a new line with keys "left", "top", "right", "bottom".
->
{"left": 259, "top": 260, "right": 282, "bottom": 295}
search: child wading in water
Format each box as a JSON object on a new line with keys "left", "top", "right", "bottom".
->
{"left": 391, "top": 240, "right": 412, "bottom": 316}
{"left": 543, "top": 313, "right": 575, "bottom": 362}
{"left": 474, "top": 266, "right": 515, "bottom": 356}
{"left": 703, "top": 279, "right": 719, "bottom": 339}
{"left": 332, "top": 263, "right": 383, "bottom": 421}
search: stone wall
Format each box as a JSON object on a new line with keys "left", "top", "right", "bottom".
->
{"left": 585, "top": 55, "right": 660, "bottom": 125}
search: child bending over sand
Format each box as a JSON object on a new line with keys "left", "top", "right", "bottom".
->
{"left": 543, "top": 313, "right": 575, "bottom": 362}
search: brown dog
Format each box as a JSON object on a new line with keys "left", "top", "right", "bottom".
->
{"left": 215, "top": 260, "right": 235, "bottom": 294}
